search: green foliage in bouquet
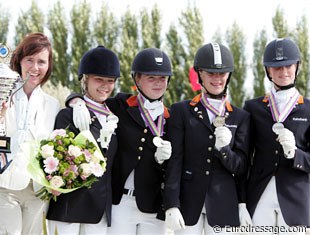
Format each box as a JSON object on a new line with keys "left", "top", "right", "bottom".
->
{"left": 24, "top": 129, "right": 106, "bottom": 201}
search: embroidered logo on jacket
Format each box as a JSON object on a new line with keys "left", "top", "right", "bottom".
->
{"left": 225, "top": 124, "right": 237, "bottom": 128}
{"left": 292, "top": 117, "right": 308, "bottom": 122}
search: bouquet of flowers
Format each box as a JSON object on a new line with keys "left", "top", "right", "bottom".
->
{"left": 23, "top": 129, "right": 106, "bottom": 201}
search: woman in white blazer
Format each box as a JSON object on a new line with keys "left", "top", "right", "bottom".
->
{"left": 0, "top": 33, "right": 60, "bottom": 235}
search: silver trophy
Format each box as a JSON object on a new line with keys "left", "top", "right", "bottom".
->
{"left": 0, "top": 44, "right": 20, "bottom": 173}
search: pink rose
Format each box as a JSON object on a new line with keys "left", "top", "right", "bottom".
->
{"left": 43, "top": 156, "right": 59, "bottom": 174}
{"left": 51, "top": 190, "right": 61, "bottom": 196}
{"left": 50, "top": 129, "right": 67, "bottom": 139}
{"left": 83, "top": 149, "right": 92, "bottom": 162}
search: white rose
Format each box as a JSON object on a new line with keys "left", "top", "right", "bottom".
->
{"left": 92, "top": 150, "right": 104, "bottom": 163}
{"left": 90, "top": 162, "right": 105, "bottom": 177}
{"left": 41, "top": 144, "right": 55, "bottom": 158}
{"left": 49, "top": 175, "right": 65, "bottom": 188}
{"left": 68, "top": 145, "right": 82, "bottom": 157}
{"left": 79, "top": 163, "right": 92, "bottom": 178}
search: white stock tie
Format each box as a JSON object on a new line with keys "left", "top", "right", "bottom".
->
{"left": 143, "top": 99, "right": 164, "bottom": 121}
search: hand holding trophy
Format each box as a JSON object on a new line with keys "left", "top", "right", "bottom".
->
{"left": 0, "top": 44, "right": 20, "bottom": 173}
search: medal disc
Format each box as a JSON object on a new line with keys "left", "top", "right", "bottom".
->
{"left": 153, "top": 136, "right": 163, "bottom": 147}
{"left": 272, "top": 122, "right": 284, "bottom": 135}
{"left": 213, "top": 116, "right": 225, "bottom": 127}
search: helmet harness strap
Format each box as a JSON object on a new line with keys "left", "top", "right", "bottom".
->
{"left": 266, "top": 62, "right": 299, "bottom": 91}
{"left": 273, "top": 81, "right": 295, "bottom": 91}
{"left": 132, "top": 49, "right": 170, "bottom": 102}
{"left": 197, "top": 43, "right": 230, "bottom": 99}
{"left": 132, "top": 72, "right": 170, "bottom": 102}
{"left": 265, "top": 39, "right": 299, "bottom": 91}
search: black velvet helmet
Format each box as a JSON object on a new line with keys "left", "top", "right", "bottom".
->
{"left": 78, "top": 45, "right": 120, "bottom": 80}
{"left": 263, "top": 38, "right": 301, "bottom": 68}
{"left": 131, "top": 48, "right": 172, "bottom": 76}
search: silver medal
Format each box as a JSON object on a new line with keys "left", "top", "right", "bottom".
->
{"left": 213, "top": 116, "right": 225, "bottom": 128}
{"left": 153, "top": 136, "right": 163, "bottom": 147}
{"left": 272, "top": 122, "right": 284, "bottom": 135}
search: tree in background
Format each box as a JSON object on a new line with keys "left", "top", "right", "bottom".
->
{"left": 140, "top": 9, "right": 153, "bottom": 49}
{"left": 252, "top": 29, "right": 268, "bottom": 98}
{"left": 272, "top": 7, "right": 289, "bottom": 38}
{"left": 118, "top": 10, "right": 139, "bottom": 93}
{"left": 70, "top": 0, "right": 92, "bottom": 92}
{"left": 178, "top": 5, "right": 204, "bottom": 100}
{"left": 47, "top": 1, "right": 70, "bottom": 87}
{"left": 93, "top": 4, "right": 120, "bottom": 95}
{"left": 295, "top": 15, "right": 309, "bottom": 97}
{"left": 93, "top": 4, "right": 119, "bottom": 52}
{"left": 272, "top": 7, "right": 309, "bottom": 96}
{"left": 165, "top": 24, "right": 186, "bottom": 106}
{"left": 0, "top": 4, "right": 9, "bottom": 45}
{"left": 212, "top": 29, "right": 223, "bottom": 44}
{"left": 140, "top": 5, "right": 161, "bottom": 49}
{"left": 3, "top": 1, "right": 310, "bottom": 106}
{"left": 14, "top": 0, "right": 44, "bottom": 46}
{"left": 226, "top": 22, "right": 247, "bottom": 107}
{"left": 150, "top": 5, "right": 161, "bottom": 49}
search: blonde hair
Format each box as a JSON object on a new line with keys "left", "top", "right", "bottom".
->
{"left": 80, "top": 74, "right": 88, "bottom": 93}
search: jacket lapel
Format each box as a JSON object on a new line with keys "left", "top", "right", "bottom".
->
{"left": 189, "top": 94, "right": 214, "bottom": 132}
{"left": 288, "top": 95, "right": 304, "bottom": 116}
{"left": 189, "top": 94, "right": 234, "bottom": 131}
{"left": 126, "top": 95, "right": 147, "bottom": 128}
{"left": 126, "top": 95, "right": 170, "bottom": 128}
{"left": 88, "top": 112, "right": 103, "bottom": 144}
{"left": 262, "top": 94, "right": 304, "bottom": 117}
{"left": 128, "top": 106, "right": 146, "bottom": 128}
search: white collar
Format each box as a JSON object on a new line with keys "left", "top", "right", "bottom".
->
{"left": 140, "top": 95, "right": 164, "bottom": 121}
{"left": 271, "top": 86, "right": 297, "bottom": 103}
{"left": 84, "top": 95, "right": 107, "bottom": 108}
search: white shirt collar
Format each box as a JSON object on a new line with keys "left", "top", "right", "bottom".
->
{"left": 140, "top": 94, "right": 164, "bottom": 121}
{"left": 271, "top": 86, "right": 297, "bottom": 103}
{"left": 84, "top": 95, "right": 107, "bottom": 108}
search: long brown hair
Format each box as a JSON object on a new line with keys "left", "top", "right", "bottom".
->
{"left": 10, "top": 32, "right": 53, "bottom": 85}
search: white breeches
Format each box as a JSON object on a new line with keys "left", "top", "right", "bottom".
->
{"left": 48, "top": 215, "right": 107, "bottom": 235}
{"left": 252, "top": 176, "right": 305, "bottom": 235}
{"left": 173, "top": 207, "right": 233, "bottom": 235}
{"left": 108, "top": 194, "right": 166, "bottom": 235}
{"left": 0, "top": 182, "right": 47, "bottom": 235}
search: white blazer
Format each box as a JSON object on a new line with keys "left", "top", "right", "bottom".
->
{"left": 0, "top": 86, "right": 60, "bottom": 190}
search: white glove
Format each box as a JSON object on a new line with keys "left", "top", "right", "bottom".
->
{"left": 70, "top": 99, "right": 91, "bottom": 131}
{"left": 238, "top": 203, "right": 252, "bottom": 226}
{"left": 154, "top": 140, "right": 172, "bottom": 164}
{"left": 165, "top": 207, "right": 185, "bottom": 231}
{"left": 214, "top": 126, "right": 232, "bottom": 150}
{"left": 98, "top": 115, "right": 118, "bottom": 149}
{"left": 277, "top": 128, "right": 296, "bottom": 159}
